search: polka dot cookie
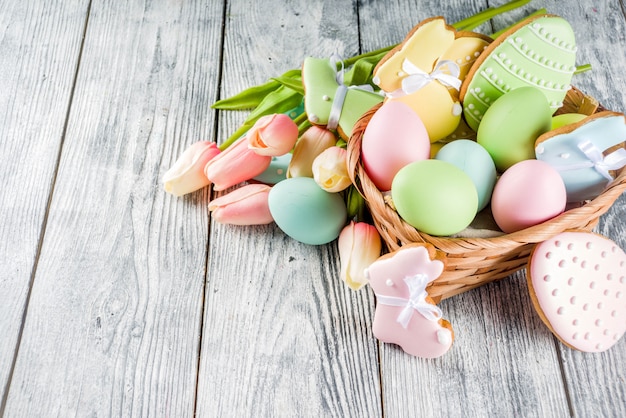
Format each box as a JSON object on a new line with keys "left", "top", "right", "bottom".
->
{"left": 460, "top": 15, "right": 577, "bottom": 132}
{"left": 527, "top": 231, "right": 626, "bottom": 352}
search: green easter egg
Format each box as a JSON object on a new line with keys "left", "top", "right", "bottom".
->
{"left": 477, "top": 87, "right": 552, "bottom": 171}
{"left": 551, "top": 113, "right": 587, "bottom": 130}
{"left": 391, "top": 160, "right": 478, "bottom": 236}
{"left": 268, "top": 177, "right": 347, "bottom": 245}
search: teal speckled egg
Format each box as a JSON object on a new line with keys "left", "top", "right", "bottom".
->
{"left": 268, "top": 177, "right": 347, "bottom": 245}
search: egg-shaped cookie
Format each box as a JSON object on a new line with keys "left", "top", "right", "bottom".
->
{"left": 460, "top": 15, "right": 577, "bottom": 131}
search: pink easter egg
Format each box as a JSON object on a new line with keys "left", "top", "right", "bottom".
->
{"left": 491, "top": 159, "right": 566, "bottom": 233}
{"left": 361, "top": 101, "right": 430, "bottom": 191}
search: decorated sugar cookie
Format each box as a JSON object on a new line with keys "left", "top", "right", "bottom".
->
{"left": 460, "top": 15, "right": 577, "bottom": 131}
{"left": 535, "top": 111, "right": 626, "bottom": 202}
{"left": 302, "top": 57, "right": 384, "bottom": 139}
{"left": 366, "top": 243, "right": 453, "bottom": 358}
{"left": 527, "top": 231, "right": 626, "bottom": 352}
{"left": 373, "top": 17, "right": 491, "bottom": 142}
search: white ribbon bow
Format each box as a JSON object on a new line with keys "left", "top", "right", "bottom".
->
{"left": 554, "top": 140, "right": 626, "bottom": 183}
{"left": 387, "top": 58, "right": 462, "bottom": 98}
{"left": 326, "top": 54, "right": 375, "bottom": 130}
{"left": 375, "top": 273, "right": 442, "bottom": 329}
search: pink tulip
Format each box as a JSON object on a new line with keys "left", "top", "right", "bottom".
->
{"left": 208, "top": 184, "right": 274, "bottom": 225}
{"left": 287, "top": 126, "right": 337, "bottom": 178}
{"left": 338, "top": 221, "right": 382, "bottom": 290}
{"left": 312, "top": 146, "right": 351, "bottom": 192}
{"left": 247, "top": 113, "right": 299, "bottom": 156}
{"left": 204, "top": 136, "right": 271, "bottom": 191}
{"left": 163, "top": 141, "right": 221, "bottom": 197}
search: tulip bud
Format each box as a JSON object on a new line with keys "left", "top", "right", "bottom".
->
{"left": 338, "top": 221, "right": 382, "bottom": 290}
{"left": 312, "top": 146, "right": 351, "bottom": 193}
{"left": 205, "top": 136, "right": 271, "bottom": 191}
{"left": 247, "top": 113, "right": 299, "bottom": 156}
{"left": 163, "top": 141, "right": 221, "bottom": 197}
{"left": 287, "top": 126, "right": 336, "bottom": 178}
{"left": 208, "top": 184, "right": 273, "bottom": 225}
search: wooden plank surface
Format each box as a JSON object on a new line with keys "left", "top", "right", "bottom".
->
{"left": 195, "top": 0, "right": 382, "bottom": 416}
{"left": 2, "top": 0, "right": 224, "bottom": 416}
{"left": 0, "top": 0, "right": 90, "bottom": 405}
{"left": 0, "top": 0, "right": 624, "bottom": 417}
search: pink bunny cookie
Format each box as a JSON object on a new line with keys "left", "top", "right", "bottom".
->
{"left": 366, "top": 243, "right": 453, "bottom": 358}
{"left": 527, "top": 231, "right": 626, "bottom": 352}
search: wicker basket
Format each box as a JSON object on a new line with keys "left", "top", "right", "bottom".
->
{"left": 347, "top": 87, "right": 626, "bottom": 302}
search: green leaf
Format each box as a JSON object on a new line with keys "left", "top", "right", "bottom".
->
{"left": 342, "top": 52, "right": 387, "bottom": 86}
{"left": 212, "top": 69, "right": 302, "bottom": 110}
{"left": 212, "top": 80, "right": 280, "bottom": 110}
{"left": 271, "top": 75, "right": 304, "bottom": 95}
{"left": 219, "top": 85, "right": 304, "bottom": 149}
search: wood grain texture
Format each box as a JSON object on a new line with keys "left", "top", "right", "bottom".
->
{"left": 2, "top": 0, "right": 224, "bottom": 416}
{"left": 0, "top": 0, "right": 89, "bottom": 404}
{"left": 0, "top": 0, "right": 624, "bottom": 416}
{"left": 195, "top": 0, "right": 382, "bottom": 416}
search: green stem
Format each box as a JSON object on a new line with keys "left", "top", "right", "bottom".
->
{"left": 218, "top": 131, "right": 243, "bottom": 151}
{"left": 452, "top": 0, "right": 531, "bottom": 30}
{"left": 490, "top": 8, "right": 547, "bottom": 38}
{"left": 574, "top": 64, "right": 592, "bottom": 75}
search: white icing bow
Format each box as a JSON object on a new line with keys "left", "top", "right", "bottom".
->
{"left": 387, "top": 58, "right": 462, "bottom": 98}
{"left": 375, "top": 273, "right": 442, "bottom": 329}
{"left": 555, "top": 139, "right": 626, "bottom": 183}
{"left": 327, "top": 54, "right": 375, "bottom": 131}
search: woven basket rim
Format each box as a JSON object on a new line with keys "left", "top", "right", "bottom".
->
{"left": 347, "top": 91, "right": 626, "bottom": 300}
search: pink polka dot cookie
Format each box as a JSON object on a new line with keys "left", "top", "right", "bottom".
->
{"left": 366, "top": 243, "right": 453, "bottom": 358}
{"left": 527, "top": 231, "right": 626, "bottom": 352}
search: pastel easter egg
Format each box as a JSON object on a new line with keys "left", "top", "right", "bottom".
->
{"left": 253, "top": 153, "right": 292, "bottom": 185}
{"left": 362, "top": 101, "right": 430, "bottom": 191}
{"left": 551, "top": 113, "right": 587, "bottom": 130}
{"left": 435, "top": 139, "right": 497, "bottom": 211}
{"left": 461, "top": 15, "right": 577, "bottom": 131}
{"left": 477, "top": 86, "right": 552, "bottom": 171}
{"left": 391, "top": 160, "right": 478, "bottom": 236}
{"left": 491, "top": 159, "right": 566, "bottom": 233}
{"left": 528, "top": 231, "right": 626, "bottom": 352}
{"left": 268, "top": 177, "right": 347, "bottom": 245}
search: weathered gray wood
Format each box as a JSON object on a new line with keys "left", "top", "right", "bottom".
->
{"left": 195, "top": 0, "right": 382, "bottom": 416}
{"left": 0, "top": 0, "right": 90, "bottom": 407}
{"left": 1, "top": 0, "right": 624, "bottom": 416}
{"left": 2, "top": 0, "right": 224, "bottom": 416}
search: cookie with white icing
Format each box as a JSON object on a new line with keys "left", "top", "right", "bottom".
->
{"left": 302, "top": 57, "right": 383, "bottom": 139}
{"left": 535, "top": 111, "right": 626, "bottom": 202}
{"left": 366, "top": 243, "right": 453, "bottom": 358}
{"left": 460, "top": 14, "right": 577, "bottom": 131}
{"left": 373, "top": 17, "right": 491, "bottom": 142}
{"left": 527, "top": 231, "right": 626, "bottom": 352}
